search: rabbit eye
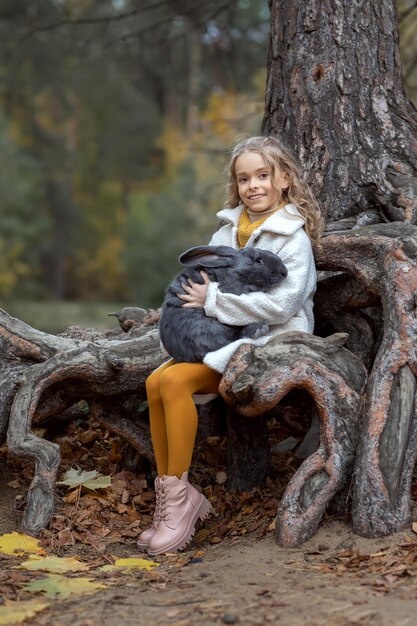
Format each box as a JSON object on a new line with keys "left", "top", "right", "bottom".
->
{"left": 256, "top": 258, "right": 264, "bottom": 264}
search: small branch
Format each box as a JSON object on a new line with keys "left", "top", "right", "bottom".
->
{"left": 19, "top": 0, "right": 176, "bottom": 40}
{"left": 103, "top": 0, "right": 234, "bottom": 48}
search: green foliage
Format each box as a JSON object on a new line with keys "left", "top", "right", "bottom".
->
{"left": 4, "top": 299, "right": 126, "bottom": 334}
{"left": 0, "top": 0, "right": 269, "bottom": 306}
{"left": 0, "top": 1, "right": 414, "bottom": 309}
{"left": 124, "top": 163, "right": 204, "bottom": 308}
{"left": 0, "top": 113, "right": 50, "bottom": 298}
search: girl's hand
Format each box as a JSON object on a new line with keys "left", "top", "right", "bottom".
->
{"left": 178, "top": 271, "right": 210, "bottom": 308}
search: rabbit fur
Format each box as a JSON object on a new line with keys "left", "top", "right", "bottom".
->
{"left": 159, "top": 245, "right": 288, "bottom": 363}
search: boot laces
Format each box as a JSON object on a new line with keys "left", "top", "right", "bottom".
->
{"left": 154, "top": 482, "right": 165, "bottom": 522}
{"left": 158, "top": 486, "right": 170, "bottom": 521}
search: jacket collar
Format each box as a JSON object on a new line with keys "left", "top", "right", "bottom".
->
{"left": 216, "top": 203, "right": 306, "bottom": 236}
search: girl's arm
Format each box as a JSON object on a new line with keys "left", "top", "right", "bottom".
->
{"left": 204, "top": 234, "right": 316, "bottom": 327}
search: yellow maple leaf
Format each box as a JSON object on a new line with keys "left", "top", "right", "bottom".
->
{"left": 0, "top": 599, "right": 49, "bottom": 625}
{"left": 100, "top": 557, "right": 159, "bottom": 573}
{"left": 23, "top": 573, "right": 106, "bottom": 599}
{"left": 114, "top": 557, "right": 159, "bottom": 570}
{"left": 0, "top": 532, "right": 46, "bottom": 556}
{"left": 17, "top": 555, "right": 89, "bottom": 573}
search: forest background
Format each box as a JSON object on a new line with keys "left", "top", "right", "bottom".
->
{"left": 1, "top": 0, "right": 416, "bottom": 333}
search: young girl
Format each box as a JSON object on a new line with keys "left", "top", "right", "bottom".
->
{"left": 138, "top": 135, "right": 322, "bottom": 556}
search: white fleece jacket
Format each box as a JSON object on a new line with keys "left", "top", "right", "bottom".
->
{"left": 202, "top": 203, "right": 317, "bottom": 373}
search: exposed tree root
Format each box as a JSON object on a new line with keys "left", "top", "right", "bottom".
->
{"left": 316, "top": 223, "right": 417, "bottom": 536}
{"left": 3, "top": 222, "right": 417, "bottom": 542}
{"left": 219, "top": 332, "right": 367, "bottom": 547}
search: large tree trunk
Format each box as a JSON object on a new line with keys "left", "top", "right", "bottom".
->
{"left": 261, "top": 0, "right": 417, "bottom": 541}
{"left": 263, "top": 0, "right": 417, "bottom": 222}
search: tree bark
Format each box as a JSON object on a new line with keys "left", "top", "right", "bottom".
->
{"left": 316, "top": 223, "right": 417, "bottom": 536}
{"left": 219, "top": 331, "right": 367, "bottom": 547}
{"left": 226, "top": 410, "right": 271, "bottom": 491}
{"left": 263, "top": 0, "right": 417, "bottom": 222}
{"left": 261, "top": 0, "right": 417, "bottom": 542}
{"left": 314, "top": 273, "right": 381, "bottom": 370}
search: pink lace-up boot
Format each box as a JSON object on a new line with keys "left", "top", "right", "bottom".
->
{"left": 137, "top": 477, "right": 162, "bottom": 551}
{"left": 147, "top": 472, "right": 212, "bottom": 555}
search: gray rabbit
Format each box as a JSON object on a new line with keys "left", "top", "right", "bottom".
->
{"left": 159, "top": 245, "right": 288, "bottom": 363}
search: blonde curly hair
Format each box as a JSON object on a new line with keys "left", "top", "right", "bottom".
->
{"left": 225, "top": 136, "right": 323, "bottom": 247}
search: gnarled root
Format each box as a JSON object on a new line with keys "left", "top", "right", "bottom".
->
{"left": 1, "top": 307, "right": 164, "bottom": 535}
{"left": 316, "top": 224, "right": 417, "bottom": 536}
{"left": 220, "top": 331, "right": 366, "bottom": 547}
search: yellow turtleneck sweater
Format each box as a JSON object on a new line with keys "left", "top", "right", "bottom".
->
{"left": 237, "top": 202, "right": 285, "bottom": 248}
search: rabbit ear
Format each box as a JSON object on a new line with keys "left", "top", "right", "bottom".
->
{"left": 179, "top": 245, "right": 237, "bottom": 268}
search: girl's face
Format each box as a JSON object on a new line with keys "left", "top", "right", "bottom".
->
{"left": 235, "top": 151, "right": 289, "bottom": 214}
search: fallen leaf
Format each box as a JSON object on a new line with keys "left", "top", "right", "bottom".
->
{"left": 193, "top": 529, "right": 211, "bottom": 543}
{"left": 0, "top": 599, "right": 49, "bottom": 625}
{"left": 216, "top": 471, "right": 227, "bottom": 485}
{"left": 121, "top": 489, "right": 130, "bottom": 504}
{"left": 58, "top": 468, "right": 112, "bottom": 491}
{"left": 6, "top": 479, "right": 20, "bottom": 489}
{"left": 384, "top": 574, "right": 399, "bottom": 585}
{"left": 143, "top": 570, "right": 167, "bottom": 582}
{"left": 53, "top": 529, "right": 76, "bottom": 547}
{"left": 23, "top": 573, "right": 106, "bottom": 599}
{"left": 0, "top": 533, "right": 46, "bottom": 556}
{"left": 412, "top": 522, "right": 417, "bottom": 534}
{"left": 113, "top": 557, "right": 159, "bottom": 571}
{"left": 64, "top": 489, "right": 80, "bottom": 504}
{"left": 120, "top": 529, "right": 140, "bottom": 538}
{"left": 17, "top": 555, "right": 89, "bottom": 573}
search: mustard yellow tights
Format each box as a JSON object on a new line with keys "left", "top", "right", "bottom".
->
{"left": 146, "top": 360, "right": 222, "bottom": 478}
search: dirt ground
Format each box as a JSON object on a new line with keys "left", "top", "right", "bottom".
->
{"left": 2, "top": 461, "right": 417, "bottom": 626}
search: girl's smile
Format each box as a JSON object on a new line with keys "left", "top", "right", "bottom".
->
{"left": 235, "top": 151, "right": 289, "bottom": 218}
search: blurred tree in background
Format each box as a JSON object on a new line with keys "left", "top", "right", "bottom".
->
{"left": 0, "top": 0, "right": 415, "bottom": 318}
{"left": 0, "top": 0, "right": 268, "bottom": 312}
